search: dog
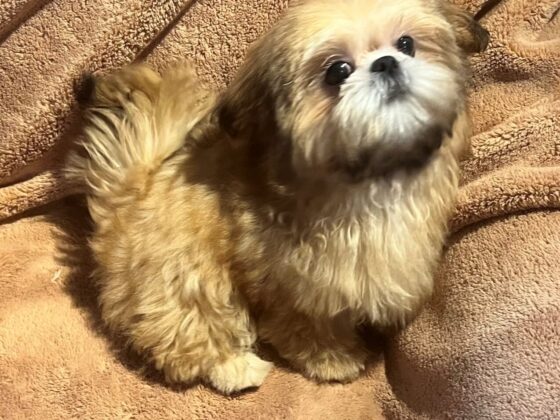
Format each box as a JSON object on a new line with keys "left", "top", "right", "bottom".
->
{"left": 67, "top": 0, "right": 488, "bottom": 394}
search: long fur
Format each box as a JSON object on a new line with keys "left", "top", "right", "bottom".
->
{"left": 67, "top": 66, "right": 273, "bottom": 393}
{"left": 67, "top": 0, "right": 487, "bottom": 394}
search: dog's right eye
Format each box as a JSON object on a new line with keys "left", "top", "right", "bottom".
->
{"left": 325, "top": 61, "right": 354, "bottom": 86}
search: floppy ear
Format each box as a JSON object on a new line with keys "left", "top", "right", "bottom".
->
{"left": 216, "top": 76, "right": 255, "bottom": 139}
{"left": 440, "top": 1, "right": 490, "bottom": 54}
{"left": 216, "top": 63, "right": 276, "bottom": 142}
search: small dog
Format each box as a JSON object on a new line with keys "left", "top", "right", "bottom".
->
{"left": 68, "top": 0, "right": 488, "bottom": 394}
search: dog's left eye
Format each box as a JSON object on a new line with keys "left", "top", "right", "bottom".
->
{"left": 325, "top": 61, "right": 354, "bottom": 86}
{"left": 396, "top": 36, "right": 415, "bottom": 56}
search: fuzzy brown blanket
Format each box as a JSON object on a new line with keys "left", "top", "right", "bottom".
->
{"left": 1, "top": 0, "right": 559, "bottom": 418}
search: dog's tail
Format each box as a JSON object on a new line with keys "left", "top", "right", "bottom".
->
{"left": 67, "top": 64, "right": 214, "bottom": 222}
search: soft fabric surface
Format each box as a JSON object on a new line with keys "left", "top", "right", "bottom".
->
{"left": 1, "top": 0, "right": 559, "bottom": 418}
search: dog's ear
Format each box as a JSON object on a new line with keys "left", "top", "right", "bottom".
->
{"left": 215, "top": 73, "right": 254, "bottom": 140}
{"left": 216, "top": 59, "right": 276, "bottom": 142}
{"left": 440, "top": 1, "right": 489, "bottom": 54}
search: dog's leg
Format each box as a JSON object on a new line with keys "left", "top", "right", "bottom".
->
{"left": 131, "top": 262, "right": 272, "bottom": 394}
{"left": 103, "top": 250, "right": 272, "bottom": 394}
{"left": 258, "top": 309, "right": 367, "bottom": 382}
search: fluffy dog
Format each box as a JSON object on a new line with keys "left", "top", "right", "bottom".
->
{"left": 68, "top": 0, "right": 488, "bottom": 394}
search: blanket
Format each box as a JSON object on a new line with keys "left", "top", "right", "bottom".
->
{"left": 1, "top": 0, "right": 559, "bottom": 418}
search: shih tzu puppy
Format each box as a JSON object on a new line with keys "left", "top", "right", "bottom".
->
{"left": 68, "top": 0, "right": 488, "bottom": 394}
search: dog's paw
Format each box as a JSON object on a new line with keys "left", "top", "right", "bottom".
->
{"left": 207, "top": 352, "right": 272, "bottom": 394}
{"left": 302, "top": 349, "right": 366, "bottom": 383}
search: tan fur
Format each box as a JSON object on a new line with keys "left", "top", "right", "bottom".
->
{"left": 67, "top": 0, "right": 486, "bottom": 394}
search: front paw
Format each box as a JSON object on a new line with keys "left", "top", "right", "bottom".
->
{"left": 301, "top": 348, "right": 366, "bottom": 383}
{"left": 207, "top": 352, "right": 272, "bottom": 394}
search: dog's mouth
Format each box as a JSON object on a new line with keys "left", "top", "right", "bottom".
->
{"left": 370, "top": 69, "right": 410, "bottom": 102}
{"left": 331, "top": 125, "right": 446, "bottom": 183}
{"left": 377, "top": 76, "right": 408, "bottom": 102}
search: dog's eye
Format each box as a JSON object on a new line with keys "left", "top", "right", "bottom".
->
{"left": 325, "top": 61, "right": 354, "bottom": 86}
{"left": 396, "top": 36, "right": 415, "bottom": 56}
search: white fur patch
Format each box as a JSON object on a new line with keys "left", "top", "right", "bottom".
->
{"left": 334, "top": 49, "right": 459, "bottom": 154}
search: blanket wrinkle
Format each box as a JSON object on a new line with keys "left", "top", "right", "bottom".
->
{"left": 0, "top": 1, "right": 50, "bottom": 43}
{"left": 0, "top": 0, "right": 190, "bottom": 186}
{"left": 1, "top": 0, "right": 559, "bottom": 419}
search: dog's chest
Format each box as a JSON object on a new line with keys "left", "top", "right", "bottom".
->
{"left": 234, "top": 147, "right": 459, "bottom": 323}
{"left": 249, "top": 183, "right": 450, "bottom": 322}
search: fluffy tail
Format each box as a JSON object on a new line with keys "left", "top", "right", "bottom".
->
{"left": 67, "top": 64, "right": 214, "bottom": 220}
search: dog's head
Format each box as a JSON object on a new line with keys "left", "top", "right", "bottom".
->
{"left": 217, "top": 0, "right": 488, "bottom": 183}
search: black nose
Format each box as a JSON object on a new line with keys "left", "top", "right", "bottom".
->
{"left": 371, "top": 56, "right": 398, "bottom": 74}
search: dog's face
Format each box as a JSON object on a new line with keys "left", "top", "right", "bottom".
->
{"left": 219, "top": 0, "right": 488, "bottom": 182}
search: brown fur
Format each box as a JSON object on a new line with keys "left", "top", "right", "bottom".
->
{"left": 67, "top": 0, "right": 487, "bottom": 394}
